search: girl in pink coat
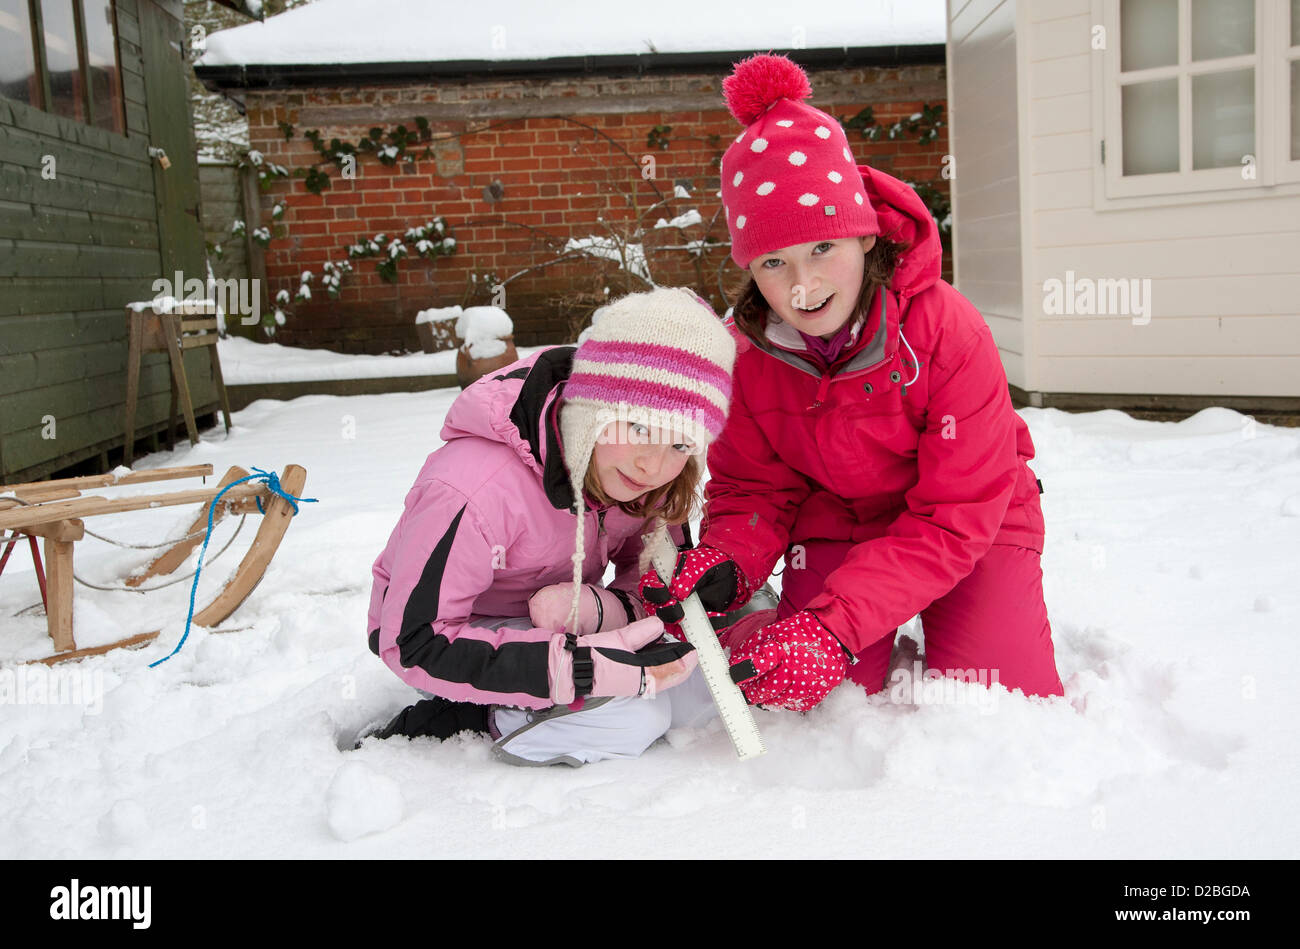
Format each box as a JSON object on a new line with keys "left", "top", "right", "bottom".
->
{"left": 363, "top": 288, "right": 732, "bottom": 765}
{"left": 639, "top": 54, "right": 1064, "bottom": 711}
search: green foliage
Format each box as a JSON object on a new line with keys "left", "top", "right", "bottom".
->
{"left": 840, "top": 103, "right": 945, "bottom": 144}
{"left": 647, "top": 125, "right": 673, "bottom": 150}
{"left": 837, "top": 103, "right": 950, "bottom": 243}
{"left": 346, "top": 219, "right": 457, "bottom": 283}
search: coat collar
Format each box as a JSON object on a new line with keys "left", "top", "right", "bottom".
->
{"left": 755, "top": 285, "right": 896, "bottom": 379}
{"left": 502, "top": 345, "right": 613, "bottom": 515}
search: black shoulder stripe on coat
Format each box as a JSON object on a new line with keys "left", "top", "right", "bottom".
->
{"left": 505, "top": 346, "right": 579, "bottom": 512}
{"left": 508, "top": 346, "right": 574, "bottom": 465}
{"left": 395, "top": 503, "right": 550, "bottom": 699}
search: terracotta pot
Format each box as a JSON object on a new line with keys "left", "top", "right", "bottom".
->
{"left": 456, "top": 336, "right": 518, "bottom": 389}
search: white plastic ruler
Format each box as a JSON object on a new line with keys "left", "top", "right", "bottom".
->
{"left": 651, "top": 541, "right": 765, "bottom": 761}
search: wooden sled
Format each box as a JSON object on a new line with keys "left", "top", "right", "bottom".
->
{"left": 0, "top": 463, "right": 307, "bottom": 665}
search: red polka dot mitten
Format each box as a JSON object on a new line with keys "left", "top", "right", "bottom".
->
{"left": 728, "top": 610, "right": 850, "bottom": 711}
{"left": 637, "top": 546, "right": 752, "bottom": 641}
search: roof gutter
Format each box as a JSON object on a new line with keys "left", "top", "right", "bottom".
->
{"left": 193, "top": 45, "right": 945, "bottom": 90}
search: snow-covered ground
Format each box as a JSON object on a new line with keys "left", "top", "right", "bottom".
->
{"left": 218, "top": 336, "right": 547, "bottom": 385}
{"left": 2, "top": 378, "right": 1297, "bottom": 858}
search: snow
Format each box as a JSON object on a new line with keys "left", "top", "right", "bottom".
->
{"left": 654, "top": 209, "right": 704, "bottom": 230}
{"left": 564, "top": 236, "right": 651, "bottom": 283}
{"left": 196, "top": 0, "right": 946, "bottom": 67}
{"left": 326, "top": 761, "right": 404, "bottom": 841}
{"left": 126, "top": 297, "right": 217, "bottom": 313}
{"left": 1, "top": 390, "right": 1297, "bottom": 858}
{"left": 456, "top": 306, "right": 514, "bottom": 360}
{"left": 414, "top": 305, "right": 462, "bottom": 326}
{"left": 217, "top": 336, "right": 545, "bottom": 385}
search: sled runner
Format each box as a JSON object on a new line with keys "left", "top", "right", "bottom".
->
{"left": 0, "top": 463, "right": 307, "bottom": 665}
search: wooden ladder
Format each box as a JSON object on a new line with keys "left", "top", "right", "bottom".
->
{"left": 122, "top": 300, "right": 233, "bottom": 466}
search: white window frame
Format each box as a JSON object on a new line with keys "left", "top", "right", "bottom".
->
{"left": 1277, "top": 0, "right": 1300, "bottom": 183}
{"left": 1091, "top": 0, "right": 1300, "bottom": 206}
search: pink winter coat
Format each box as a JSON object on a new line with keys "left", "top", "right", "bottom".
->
{"left": 365, "top": 347, "right": 663, "bottom": 709}
{"left": 699, "top": 164, "right": 1045, "bottom": 655}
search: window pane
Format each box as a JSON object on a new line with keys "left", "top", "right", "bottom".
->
{"left": 1192, "top": 69, "right": 1254, "bottom": 169}
{"left": 1123, "top": 79, "right": 1179, "bottom": 175}
{"left": 1292, "top": 62, "right": 1300, "bottom": 160}
{"left": 1192, "top": 0, "right": 1253, "bottom": 61}
{"left": 1122, "top": 0, "right": 1178, "bottom": 72}
{"left": 40, "top": 0, "right": 83, "bottom": 122}
{"left": 0, "top": 0, "right": 40, "bottom": 107}
{"left": 83, "top": 0, "right": 122, "bottom": 133}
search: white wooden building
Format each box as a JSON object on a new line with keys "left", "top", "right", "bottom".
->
{"left": 946, "top": 0, "right": 1300, "bottom": 409}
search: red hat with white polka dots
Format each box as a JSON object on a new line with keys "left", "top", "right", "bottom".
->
{"left": 720, "top": 53, "right": 879, "bottom": 269}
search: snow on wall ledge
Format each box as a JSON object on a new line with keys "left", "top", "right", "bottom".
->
{"left": 196, "top": 0, "right": 946, "bottom": 67}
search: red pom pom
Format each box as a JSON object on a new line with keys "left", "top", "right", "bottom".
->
{"left": 722, "top": 53, "right": 813, "bottom": 126}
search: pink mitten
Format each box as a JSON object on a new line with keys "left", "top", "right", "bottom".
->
{"left": 548, "top": 616, "right": 698, "bottom": 705}
{"left": 728, "top": 611, "right": 849, "bottom": 711}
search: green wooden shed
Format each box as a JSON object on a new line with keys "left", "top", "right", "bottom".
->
{"left": 1, "top": 0, "right": 244, "bottom": 483}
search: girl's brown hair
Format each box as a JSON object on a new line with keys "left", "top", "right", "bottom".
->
{"left": 729, "top": 236, "right": 907, "bottom": 349}
{"left": 582, "top": 452, "right": 701, "bottom": 531}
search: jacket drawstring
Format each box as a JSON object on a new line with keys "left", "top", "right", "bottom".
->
{"left": 899, "top": 328, "right": 920, "bottom": 389}
{"left": 808, "top": 371, "right": 833, "bottom": 410}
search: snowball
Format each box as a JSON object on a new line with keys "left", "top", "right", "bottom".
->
{"left": 326, "top": 761, "right": 403, "bottom": 842}
{"left": 456, "top": 306, "right": 513, "bottom": 349}
{"left": 99, "top": 799, "right": 150, "bottom": 845}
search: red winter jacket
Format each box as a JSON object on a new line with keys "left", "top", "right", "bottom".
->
{"left": 699, "top": 165, "right": 1045, "bottom": 655}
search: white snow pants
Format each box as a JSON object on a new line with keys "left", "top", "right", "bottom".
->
{"left": 469, "top": 616, "right": 718, "bottom": 767}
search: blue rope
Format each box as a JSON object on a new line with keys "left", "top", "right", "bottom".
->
{"left": 149, "top": 468, "right": 317, "bottom": 667}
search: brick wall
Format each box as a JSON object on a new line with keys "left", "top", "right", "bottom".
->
{"left": 243, "top": 65, "right": 950, "bottom": 353}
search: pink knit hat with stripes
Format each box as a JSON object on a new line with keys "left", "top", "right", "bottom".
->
{"left": 557, "top": 286, "right": 736, "bottom": 633}
{"left": 720, "top": 53, "right": 880, "bottom": 268}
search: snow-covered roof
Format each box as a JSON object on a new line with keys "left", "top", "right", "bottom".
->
{"left": 196, "top": 0, "right": 947, "bottom": 68}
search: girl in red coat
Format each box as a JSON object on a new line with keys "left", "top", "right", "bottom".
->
{"left": 639, "top": 54, "right": 1064, "bottom": 711}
